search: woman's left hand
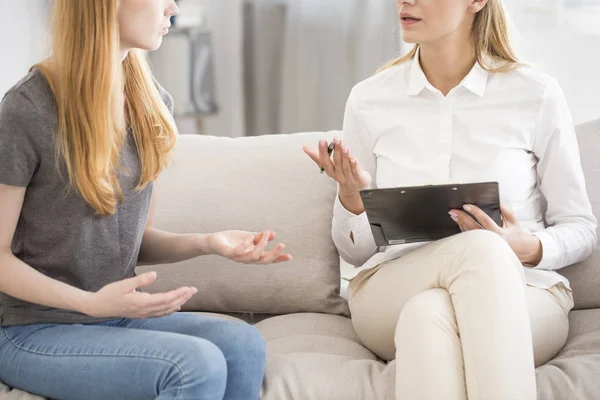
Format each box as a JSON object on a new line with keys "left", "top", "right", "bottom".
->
{"left": 449, "top": 204, "right": 543, "bottom": 266}
{"left": 208, "top": 230, "right": 293, "bottom": 264}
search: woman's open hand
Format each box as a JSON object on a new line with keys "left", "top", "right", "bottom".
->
{"left": 209, "top": 230, "right": 293, "bottom": 264}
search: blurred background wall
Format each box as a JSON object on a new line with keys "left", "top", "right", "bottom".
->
{"left": 1, "top": 0, "right": 598, "bottom": 136}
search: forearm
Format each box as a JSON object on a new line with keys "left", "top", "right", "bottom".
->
{"left": 0, "top": 251, "right": 89, "bottom": 313}
{"left": 332, "top": 193, "right": 377, "bottom": 267}
{"left": 137, "top": 228, "right": 214, "bottom": 265}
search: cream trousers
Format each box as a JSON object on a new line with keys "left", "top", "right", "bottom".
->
{"left": 348, "top": 230, "right": 574, "bottom": 400}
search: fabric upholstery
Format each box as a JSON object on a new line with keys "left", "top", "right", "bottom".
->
{"left": 4, "top": 310, "right": 600, "bottom": 400}
{"left": 559, "top": 119, "right": 600, "bottom": 309}
{"left": 536, "top": 309, "right": 600, "bottom": 400}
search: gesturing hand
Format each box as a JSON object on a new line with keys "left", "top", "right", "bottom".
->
{"left": 209, "top": 230, "right": 293, "bottom": 264}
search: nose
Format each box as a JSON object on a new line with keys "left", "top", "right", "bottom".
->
{"left": 167, "top": 0, "right": 180, "bottom": 17}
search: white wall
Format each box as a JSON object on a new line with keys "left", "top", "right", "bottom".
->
{"left": 515, "top": 32, "right": 600, "bottom": 125}
{"left": 0, "top": 0, "right": 49, "bottom": 97}
{"left": 504, "top": 2, "right": 600, "bottom": 124}
{"left": 201, "top": 1, "right": 599, "bottom": 136}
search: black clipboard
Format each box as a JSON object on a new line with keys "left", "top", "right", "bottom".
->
{"left": 359, "top": 182, "right": 502, "bottom": 246}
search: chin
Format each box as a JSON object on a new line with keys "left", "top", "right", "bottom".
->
{"left": 144, "top": 39, "right": 163, "bottom": 52}
{"left": 401, "top": 31, "right": 420, "bottom": 44}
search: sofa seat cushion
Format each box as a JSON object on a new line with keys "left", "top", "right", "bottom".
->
{"left": 0, "top": 385, "right": 44, "bottom": 400}
{"left": 255, "top": 313, "right": 395, "bottom": 400}
{"left": 536, "top": 309, "right": 600, "bottom": 400}
{"left": 3, "top": 310, "right": 600, "bottom": 400}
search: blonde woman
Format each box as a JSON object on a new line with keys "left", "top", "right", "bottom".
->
{"left": 0, "top": 1, "right": 292, "bottom": 399}
{"left": 305, "top": 0, "right": 596, "bottom": 399}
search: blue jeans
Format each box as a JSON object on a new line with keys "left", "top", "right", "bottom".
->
{"left": 0, "top": 313, "right": 266, "bottom": 400}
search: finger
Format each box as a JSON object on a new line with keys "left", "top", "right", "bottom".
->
{"left": 451, "top": 210, "right": 482, "bottom": 231}
{"left": 463, "top": 204, "right": 501, "bottom": 232}
{"left": 163, "top": 293, "right": 193, "bottom": 316}
{"left": 252, "top": 231, "right": 270, "bottom": 260}
{"left": 147, "top": 287, "right": 196, "bottom": 310}
{"left": 252, "top": 232, "right": 262, "bottom": 245}
{"left": 253, "top": 231, "right": 275, "bottom": 245}
{"left": 350, "top": 157, "right": 363, "bottom": 181}
{"left": 120, "top": 271, "right": 157, "bottom": 292}
{"left": 258, "top": 243, "right": 285, "bottom": 264}
{"left": 141, "top": 286, "right": 197, "bottom": 309}
{"left": 146, "top": 305, "right": 182, "bottom": 319}
{"left": 500, "top": 204, "right": 518, "bottom": 226}
{"left": 318, "top": 140, "right": 336, "bottom": 176}
{"left": 332, "top": 138, "right": 344, "bottom": 178}
{"left": 273, "top": 254, "right": 293, "bottom": 263}
{"left": 341, "top": 147, "right": 354, "bottom": 179}
{"left": 143, "top": 293, "right": 190, "bottom": 315}
{"left": 302, "top": 146, "right": 321, "bottom": 166}
{"left": 163, "top": 286, "right": 197, "bottom": 309}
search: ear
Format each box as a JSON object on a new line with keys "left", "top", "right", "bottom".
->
{"left": 468, "top": 0, "right": 489, "bottom": 14}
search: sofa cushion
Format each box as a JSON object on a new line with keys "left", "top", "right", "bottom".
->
{"left": 536, "top": 309, "right": 600, "bottom": 399}
{"left": 256, "top": 313, "right": 395, "bottom": 400}
{"left": 0, "top": 385, "right": 44, "bottom": 400}
{"left": 2, "top": 310, "right": 600, "bottom": 400}
{"left": 137, "top": 131, "right": 349, "bottom": 317}
{"left": 559, "top": 119, "right": 600, "bottom": 310}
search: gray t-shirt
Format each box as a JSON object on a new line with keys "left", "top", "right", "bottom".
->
{"left": 0, "top": 67, "right": 174, "bottom": 326}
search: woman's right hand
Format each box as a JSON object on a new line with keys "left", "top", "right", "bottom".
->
{"left": 81, "top": 271, "right": 197, "bottom": 319}
{"left": 303, "top": 137, "right": 372, "bottom": 215}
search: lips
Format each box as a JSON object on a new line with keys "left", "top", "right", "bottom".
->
{"left": 400, "top": 12, "right": 421, "bottom": 22}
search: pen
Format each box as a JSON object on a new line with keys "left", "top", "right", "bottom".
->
{"left": 320, "top": 142, "right": 336, "bottom": 174}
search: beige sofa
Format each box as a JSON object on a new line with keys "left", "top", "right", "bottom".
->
{"left": 1, "top": 119, "right": 599, "bottom": 400}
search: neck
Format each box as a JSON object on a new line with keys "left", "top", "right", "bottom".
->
{"left": 418, "top": 31, "right": 477, "bottom": 96}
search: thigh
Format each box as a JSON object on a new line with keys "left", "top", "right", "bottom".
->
{"left": 0, "top": 321, "right": 221, "bottom": 400}
{"left": 526, "top": 284, "right": 574, "bottom": 367}
{"left": 348, "top": 240, "right": 458, "bottom": 360}
{"left": 349, "top": 237, "right": 457, "bottom": 334}
{"left": 348, "top": 231, "right": 525, "bottom": 361}
{"left": 116, "top": 312, "right": 264, "bottom": 355}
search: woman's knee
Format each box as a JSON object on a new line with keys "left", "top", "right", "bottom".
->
{"left": 396, "top": 289, "right": 455, "bottom": 334}
{"left": 169, "top": 337, "right": 228, "bottom": 394}
{"left": 395, "top": 289, "right": 458, "bottom": 357}
{"left": 214, "top": 321, "right": 267, "bottom": 366}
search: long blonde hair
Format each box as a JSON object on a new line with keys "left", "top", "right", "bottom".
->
{"left": 37, "top": 0, "right": 178, "bottom": 216}
{"left": 379, "top": 0, "right": 518, "bottom": 73}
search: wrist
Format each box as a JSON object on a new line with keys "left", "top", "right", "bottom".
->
{"left": 75, "top": 290, "right": 96, "bottom": 316}
{"left": 196, "top": 233, "right": 216, "bottom": 256}
{"left": 338, "top": 192, "right": 365, "bottom": 215}
{"left": 521, "top": 234, "right": 543, "bottom": 266}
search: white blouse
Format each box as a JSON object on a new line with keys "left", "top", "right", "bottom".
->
{"left": 333, "top": 53, "right": 597, "bottom": 291}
